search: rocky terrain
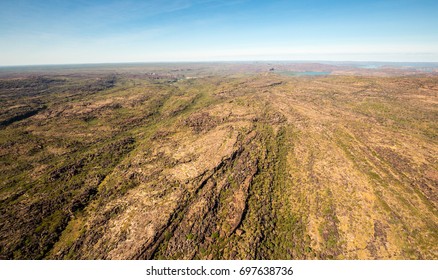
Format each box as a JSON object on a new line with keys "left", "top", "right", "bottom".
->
{"left": 0, "top": 63, "right": 437, "bottom": 259}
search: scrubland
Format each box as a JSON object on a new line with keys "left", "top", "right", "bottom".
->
{"left": 0, "top": 64, "right": 437, "bottom": 259}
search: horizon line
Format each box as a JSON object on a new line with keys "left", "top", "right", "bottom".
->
{"left": 2, "top": 59, "right": 438, "bottom": 68}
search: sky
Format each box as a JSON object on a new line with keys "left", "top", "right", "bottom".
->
{"left": 1, "top": 0, "right": 438, "bottom": 65}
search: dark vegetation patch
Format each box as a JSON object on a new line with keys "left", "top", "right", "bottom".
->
{"left": 0, "top": 105, "right": 46, "bottom": 128}
{"left": 182, "top": 112, "right": 221, "bottom": 133}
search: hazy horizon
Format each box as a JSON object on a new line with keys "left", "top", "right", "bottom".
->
{"left": 1, "top": 0, "right": 438, "bottom": 66}
{"left": 2, "top": 60, "right": 438, "bottom": 69}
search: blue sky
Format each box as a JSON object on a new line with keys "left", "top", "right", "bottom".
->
{"left": 1, "top": 0, "right": 437, "bottom": 65}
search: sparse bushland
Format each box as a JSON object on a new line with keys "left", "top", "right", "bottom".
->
{"left": 0, "top": 65, "right": 437, "bottom": 259}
